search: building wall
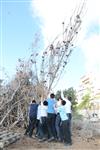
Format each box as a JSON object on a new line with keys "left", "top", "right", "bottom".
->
{"left": 77, "top": 72, "right": 100, "bottom": 118}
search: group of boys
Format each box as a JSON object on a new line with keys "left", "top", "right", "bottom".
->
{"left": 24, "top": 93, "right": 72, "bottom": 146}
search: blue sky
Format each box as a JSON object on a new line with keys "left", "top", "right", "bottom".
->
{"left": 0, "top": 0, "right": 100, "bottom": 91}
{"left": 1, "top": 0, "right": 43, "bottom": 77}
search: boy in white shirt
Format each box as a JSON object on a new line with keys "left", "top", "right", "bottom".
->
{"left": 39, "top": 100, "right": 48, "bottom": 142}
{"left": 55, "top": 97, "right": 62, "bottom": 141}
{"left": 57, "top": 100, "right": 72, "bottom": 146}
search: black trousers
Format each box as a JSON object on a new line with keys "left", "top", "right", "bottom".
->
{"left": 41, "top": 117, "right": 48, "bottom": 138}
{"left": 47, "top": 113, "right": 57, "bottom": 138}
{"left": 25, "top": 116, "right": 37, "bottom": 137}
{"left": 55, "top": 113, "right": 62, "bottom": 140}
{"left": 67, "top": 113, "right": 72, "bottom": 134}
{"left": 61, "top": 120, "right": 72, "bottom": 144}
{"left": 67, "top": 113, "right": 72, "bottom": 120}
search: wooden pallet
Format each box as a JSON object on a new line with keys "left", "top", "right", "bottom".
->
{"left": 0, "top": 130, "right": 21, "bottom": 149}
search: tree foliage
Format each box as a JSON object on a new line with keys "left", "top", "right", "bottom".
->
{"left": 63, "top": 87, "right": 77, "bottom": 109}
{"left": 55, "top": 90, "right": 61, "bottom": 100}
{"left": 77, "top": 93, "right": 92, "bottom": 119}
{"left": 77, "top": 93, "right": 91, "bottom": 110}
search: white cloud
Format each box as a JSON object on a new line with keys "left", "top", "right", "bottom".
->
{"left": 31, "top": 0, "right": 100, "bottom": 69}
{"left": 31, "top": 0, "right": 82, "bottom": 46}
{"left": 82, "top": 35, "right": 100, "bottom": 71}
{"left": 31, "top": 0, "right": 100, "bottom": 90}
{"left": 80, "top": 0, "right": 100, "bottom": 73}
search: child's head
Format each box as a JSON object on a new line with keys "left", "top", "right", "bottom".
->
{"left": 50, "top": 93, "right": 55, "bottom": 98}
{"left": 43, "top": 100, "right": 48, "bottom": 106}
{"left": 32, "top": 99, "right": 36, "bottom": 103}
{"left": 61, "top": 100, "right": 66, "bottom": 106}
{"left": 68, "top": 96, "right": 72, "bottom": 101}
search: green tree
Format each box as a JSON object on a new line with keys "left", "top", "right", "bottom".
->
{"left": 77, "top": 93, "right": 91, "bottom": 119}
{"left": 55, "top": 90, "right": 61, "bottom": 100}
{"left": 77, "top": 94, "right": 91, "bottom": 110}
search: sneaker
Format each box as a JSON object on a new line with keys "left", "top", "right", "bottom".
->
{"left": 38, "top": 137, "right": 47, "bottom": 142}
{"left": 64, "top": 142, "right": 72, "bottom": 146}
{"left": 29, "top": 135, "right": 35, "bottom": 139}
{"left": 35, "top": 134, "right": 38, "bottom": 137}
{"left": 48, "top": 137, "right": 55, "bottom": 142}
{"left": 57, "top": 138, "right": 63, "bottom": 142}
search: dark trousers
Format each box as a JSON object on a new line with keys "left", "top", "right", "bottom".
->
{"left": 67, "top": 113, "right": 72, "bottom": 120}
{"left": 25, "top": 116, "right": 37, "bottom": 137}
{"left": 35, "top": 119, "right": 40, "bottom": 135}
{"left": 61, "top": 120, "right": 72, "bottom": 144}
{"left": 67, "top": 113, "right": 72, "bottom": 134}
{"left": 47, "top": 113, "right": 57, "bottom": 139}
{"left": 35, "top": 120, "right": 42, "bottom": 138}
{"left": 41, "top": 117, "right": 48, "bottom": 138}
{"left": 55, "top": 113, "right": 62, "bottom": 140}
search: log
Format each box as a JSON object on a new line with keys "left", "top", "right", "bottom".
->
{"left": 0, "top": 135, "right": 20, "bottom": 149}
{"left": 0, "top": 132, "right": 14, "bottom": 139}
{"left": 0, "top": 131, "right": 21, "bottom": 149}
{"left": 0, "top": 132, "right": 19, "bottom": 140}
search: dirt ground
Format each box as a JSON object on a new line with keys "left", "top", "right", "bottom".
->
{"left": 7, "top": 129, "right": 100, "bottom": 150}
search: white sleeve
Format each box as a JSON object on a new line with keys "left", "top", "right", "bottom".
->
{"left": 61, "top": 91, "right": 65, "bottom": 100}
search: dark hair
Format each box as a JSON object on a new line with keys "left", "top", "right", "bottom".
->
{"left": 68, "top": 96, "right": 72, "bottom": 101}
{"left": 61, "top": 100, "right": 66, "bottom": 105}
{"left": 50, "top": 93, "right": 55, "bottom": 98}
{"left": 32, "top": 100, "right": 36, "bottom": 103}
{"left": 43, "top": 100, "right": 48, "bottom": 106}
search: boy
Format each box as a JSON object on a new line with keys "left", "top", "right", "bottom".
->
{"left": 57, "top": 100, "right": 72, "bottom": 146}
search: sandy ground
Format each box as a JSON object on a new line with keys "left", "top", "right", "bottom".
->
{"left": 6, "top": 129, "right": 100, "bottom": 150}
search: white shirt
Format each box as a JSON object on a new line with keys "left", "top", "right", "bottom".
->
{"left": 40, "top": 102, "right": 48, "bottom": 117}
{"left": 61, "top": 91, "right": 71, "bottom": 113}
{"left": 37, "top": 104, "right": 41, "bottom": 120}
{"left": 54, "top": 100, "right": 62, "bottom": 114}
{"left": 65, "top": 99, "right": 72, "bottom": 114}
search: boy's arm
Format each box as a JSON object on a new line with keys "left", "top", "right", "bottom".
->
{"left": 61, "top": 91, "right": 65, "bottom": 100}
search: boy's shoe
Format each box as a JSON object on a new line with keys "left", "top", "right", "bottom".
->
{"left": 58, "top": 138, "right": 63, "bottom": 142}
{"left": 47, "top": 137, "right": 55, "bottom": 142}
{"left": 29, "top": 135, "right": 35, "bottom": 139}
{"left": 64, "top": 142, "right": 72, "bottom": 146}
{"left": 38, "top": 137, "right": 47, "bottom": 142}
{"left": 35, "top": 134, "right": 38, "bottom": 137}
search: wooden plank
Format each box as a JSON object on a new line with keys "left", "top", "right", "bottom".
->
{"left": 0, "top": 133, "right": 20, "bottom": 148}
{"left": 0, "top": 130, "right": 9, "bottom": 135}
{"left": 0, "top": 132, "right": 14, "bottom": 139}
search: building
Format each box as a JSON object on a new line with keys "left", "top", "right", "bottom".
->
{"left": 77, "top": 72, "right": 100, "bottom": 118}
{"left": 77, "top": 72, "right": 94, "bottom": 102}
